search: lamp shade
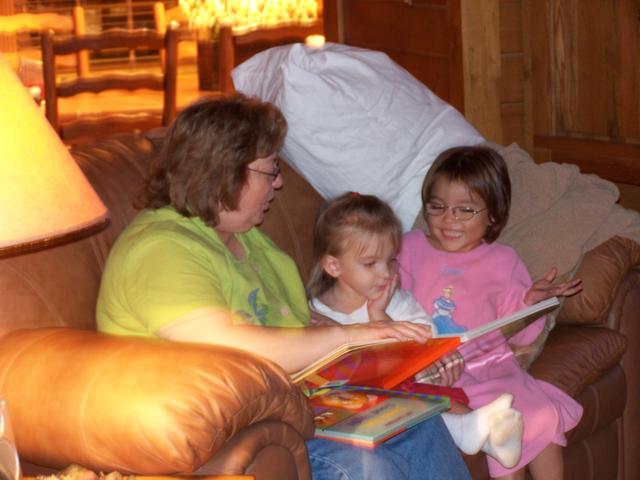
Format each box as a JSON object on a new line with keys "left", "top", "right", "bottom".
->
{"left": 0, "top": 53, "right": 108, "bottom": 255}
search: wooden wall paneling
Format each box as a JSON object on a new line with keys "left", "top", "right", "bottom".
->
{"left": 548, "top": 1, "right": 637, "bottom": 139}
{"left": 500, "top": 56, "right": 524, "bottom": 104}
{"left": 574, "top": 0, "right": 619, "bottom": 137}
{"left": 444, "top": 0, "right": 464, "bottom": 113}
{"left": 532, "top": 0, "right": 640, "bottom": 180}
{"left": 617, "top": 0, "right": 640, "bottom": 140}
{"left": 323, "top": 0, "right": 465, "bottom": 112}
{"left": 499, "top": 0, "right": 522, "bottom": 52}
{"left": 339, "top": 1, "right": 450, "bottom": 53}
{"left": 530, "top": 0, "right": 551, "bottom": 136}
{"left": 519, "top": 0, "right": 533, "bottom": 153}
{"left": 551, "top": 0, "right": 579, "bottom": 135}
{"left": 530, "top": 0, "right": 552, "bottom": 163}
{"left": 382, "top": 51, "right": 454, "bottom": 101}
{"left": 544, "top": 0, "right": 636, "bottom": 139}
{"left": 497, "top": 0, "right": 532, "bottom": 152}
{"left": 460, "top": 0, "right": 502, "bottom": 143}
{"left": 322, "top": 0, "right": 340, "bottom": 43}
{"left": 323, "top": 0, "right": 538, "bottom": 149}
{"left": 501, "top": 103, "right": 527, "bottom": 148}
{"left": 536, "top": 135, "right": 640, "bottom": 186}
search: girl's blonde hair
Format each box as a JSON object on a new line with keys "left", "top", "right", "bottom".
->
{"left": 306, "top": 192, "right": 402, "bottom": 299}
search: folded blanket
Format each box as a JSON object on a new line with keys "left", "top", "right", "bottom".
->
{"left": 493, "top": 142, "right": 640, "bottom": 282}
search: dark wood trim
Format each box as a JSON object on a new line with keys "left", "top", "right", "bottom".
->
{"left": 322, "top": 0, "right": 343, "bottom": 43}
{"left": 446, "top": 0, "right": 464, "bottom": 113}
{"left": 534, "top": 134, "right": 640, "bottom": 185}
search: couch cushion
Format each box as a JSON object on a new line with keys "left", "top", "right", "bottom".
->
{"left": 71, "top": 132, "right": 158, "bottom": 258}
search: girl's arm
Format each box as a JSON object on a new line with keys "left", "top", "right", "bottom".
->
{"left": 157, "top": 307, "right": 432, "bottom": 373}
{"left": 507, "top": 266, "right": 582, "bottom": 350}
{"left": 524, "top": 266, "right": 583, "bottom": 305}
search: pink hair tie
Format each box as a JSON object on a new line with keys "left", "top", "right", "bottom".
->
{"left": 351, "top": 191, "right": 360, "bottom": 197}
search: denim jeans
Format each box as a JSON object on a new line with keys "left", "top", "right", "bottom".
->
{"left": 307, "top": 415, "right": 470, "bottom": 480}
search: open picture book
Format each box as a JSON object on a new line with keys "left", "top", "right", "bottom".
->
{"left": 292, "top": 297, "right": 560, "bottom": 391}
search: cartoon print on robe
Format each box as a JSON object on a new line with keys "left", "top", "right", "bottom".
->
{"left": 431, "top": 285, "right": 467, "bottom": 334}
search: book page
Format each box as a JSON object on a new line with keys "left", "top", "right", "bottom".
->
{"left": 433, "top": 297, "right": 560, "bottom": 342}
{"left": 415, "top": 297, "right": 560, "bottom": 385}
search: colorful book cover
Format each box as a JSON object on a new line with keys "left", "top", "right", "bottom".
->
{"left": 310, "top": 386, "right": 450, "bottom": 447}
{"left": 292, "top": 337, "right": 461, "bottom": 391}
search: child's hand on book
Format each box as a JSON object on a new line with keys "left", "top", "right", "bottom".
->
{"left": 367, "top": 273, "right": 399, "bottom": 322}
{"left": 345, "top": 319, "right": 432, "bottom": 344}
{"left": 524, "top": 267, "right": 583, "bottom": 306}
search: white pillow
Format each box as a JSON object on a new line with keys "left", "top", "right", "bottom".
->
{"left": 233, "top": 42, "right": 484, "bottom": 230}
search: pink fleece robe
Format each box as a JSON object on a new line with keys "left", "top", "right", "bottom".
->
{"left": 399, "top": 230, "right": 583, "bottom": 476}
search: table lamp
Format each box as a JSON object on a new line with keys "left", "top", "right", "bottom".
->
{"left": 0, "top": 53, "right": 108, "bottom": 257}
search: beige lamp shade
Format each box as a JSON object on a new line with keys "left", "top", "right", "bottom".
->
{"left": 0, "top": 53, "right": 108, "bottom": 255}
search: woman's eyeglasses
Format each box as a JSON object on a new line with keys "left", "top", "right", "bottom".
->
{"left": 425, "top": 202, "right": 487, "bottom": 221}
{"left": 246, "top": 160, "right": 281, "bottom": 179}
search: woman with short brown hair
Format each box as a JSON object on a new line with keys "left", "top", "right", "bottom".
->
{"left": 97, "top": 94, "right": 471, "bottom": 480}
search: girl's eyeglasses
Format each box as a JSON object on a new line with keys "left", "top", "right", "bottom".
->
{"left": 425, "top": 202, "right": 487, "bottom": 221}
{"left": 246, "top": 160, "right": 281, "bottom": 179}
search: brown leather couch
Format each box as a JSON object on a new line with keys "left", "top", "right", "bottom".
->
{"left": 0, "top": 131, "right": 638, "bottom": 480}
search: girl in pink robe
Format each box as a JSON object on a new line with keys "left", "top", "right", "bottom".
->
{"left": 398, "top": 146, "right": 583, "bottom": 479}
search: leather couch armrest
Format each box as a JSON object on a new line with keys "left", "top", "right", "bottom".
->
{"left": 195, "top": 420, "right": 311, "bottom": 480}
{"left": 558, "top": 236, "right": 640, "bottom": 325}
{"left": 528, "top": 325, "right": 627, "bottom": 397}
{"left": 0, "top": 328, "right": 313, "bottom": 474}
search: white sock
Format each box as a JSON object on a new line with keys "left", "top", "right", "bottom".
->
{"left": 482, "top": 408, "right": 523, "bottom": 468}
{"left": 442, "top": 393, "right": 514, "bottom": 455}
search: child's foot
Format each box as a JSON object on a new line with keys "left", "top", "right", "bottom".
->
{"left": 482, "top": 408, "right": 523, "bottom": 468}
{"left": 442, "top": 393, "right": 514, "bottom": 455}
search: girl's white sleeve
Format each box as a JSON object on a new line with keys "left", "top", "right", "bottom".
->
{"left": 387, "top": 289, "right": 434, "bottom": 326}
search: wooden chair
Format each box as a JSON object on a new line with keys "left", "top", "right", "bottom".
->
{"left": 41, "top": 27, "right": 178, "bottom": 143}
{"left": 153, "top": 1, "right": 197, "bottom": 69}
{"left": 0, "top": 7, "right": 87, "bottom": 74}
{"left": 218, "top": 22, "right": 323, "bottom": 94}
